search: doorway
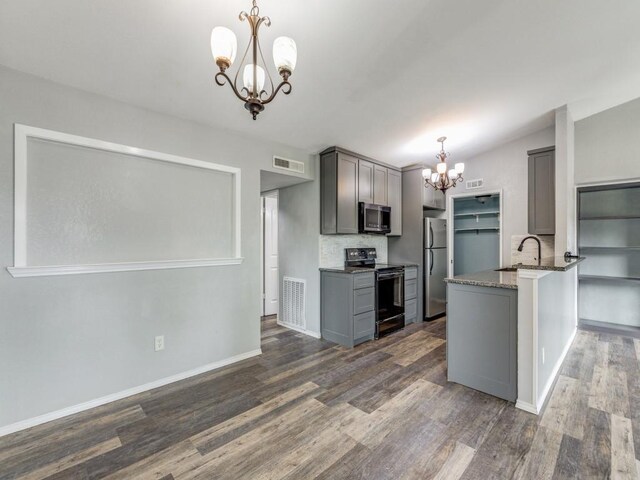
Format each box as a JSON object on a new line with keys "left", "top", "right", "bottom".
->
{"left": 261, "top": 191, "right": 279, "bottom": 317}
{"left": 448, "top": 190, "right": 503, "bottom": 277}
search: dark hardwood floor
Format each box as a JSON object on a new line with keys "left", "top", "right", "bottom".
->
{"left": 1, "top": 316, "right": 638, "bottom": 479}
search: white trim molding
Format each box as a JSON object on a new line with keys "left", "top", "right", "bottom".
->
{"left": 0, "top": 348, "right": 262, "bottom": 438}
{"left": 277, "top": 321, "right": 321, "bottom": 339}
{"left": 10, "top": 124, "right": 242, "bottom": 277}
{"left": 8, "top": 258, "right": 244, "bottom": 278}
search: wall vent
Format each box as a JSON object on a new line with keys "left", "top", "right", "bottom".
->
{"left": 466, "top": 178, "right": 484, "bottom": 189}
{"left": 273, "top": 156, "right": 305, "bottom": 174}
{"left": 282, "top": 277, "right": 306, "bottom": 330}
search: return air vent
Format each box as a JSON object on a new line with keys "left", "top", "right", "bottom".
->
{"left": 282, "top": 277, "right": 306, "bottom": 330}
{"left": 466, "top": 178, "right": 484, "bottom": 189}
{"left": 273, "top": 156, "right": 305, "bottom": 174}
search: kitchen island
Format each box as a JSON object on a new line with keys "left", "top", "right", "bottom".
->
{"left": 445, "top": 256, "right": 583, "bottom": 413}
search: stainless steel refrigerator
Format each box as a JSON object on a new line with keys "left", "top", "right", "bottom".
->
{"left": 424, "top": 218, "right": 447, "bottom": 319}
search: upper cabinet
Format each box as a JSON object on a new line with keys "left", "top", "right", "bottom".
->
{"left": 387, "top": 169, "right": 402, "bottom": 236}
{"left": 320, "top": 147, "right": 402, "bottom": 235}
{"left": 358, "top": 159, "right": 375, "bottom": 204}
{"left": 528, "top": 146, "right": 555, "bottom": 235}
{"left": 374, "top": 165, "right": 388, "bottom": 205}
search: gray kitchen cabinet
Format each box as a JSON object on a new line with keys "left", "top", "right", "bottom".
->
{"left": 321, "top": 271, "right": 375, "bottom": 347}
{"left": 374, "top": 165, "right": 388, "bottom": 205}
{"left": 528, "top": 146, "right": 555, "bottom": 235}
{"left": 404, "top": 266, "right": 418, "bottom": 324}
{"left": 447, "top": 282, "right": 517, "bottom": 401}
{"left": 387, "top": 169, "right": 402, "bottom": 236}
{"left": 358, "top": 159, "right": 375, "bottom": 204}
{"left": 320, "top": 149, "right": 359, "bottom": 234}
{"left": 320, "top": 146, "right": 402, "bottom": 235}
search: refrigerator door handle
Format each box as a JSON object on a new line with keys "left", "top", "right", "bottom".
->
{"left": 429, "top": 250, "right": 434, "bottom": 275}
{"left": 429, "top": 223, "right": 434, "bottom": 248}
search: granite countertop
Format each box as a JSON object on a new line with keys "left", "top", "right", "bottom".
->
{"left": 319, "top": 266, "right": 374, "bottom": 274}
{"left": 445, "top": 270, "right": 519, "bottom": 290}
{"left": 513, "top": 256, "right": 585, "bottom": 272}
{"left": 445, "top": 256, "right": 586, "bottom": 289}
{"left": 319, "top": 263, "right": 420, "bottom": 274}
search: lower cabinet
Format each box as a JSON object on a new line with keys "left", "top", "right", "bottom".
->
{"left": 404, "top": 266, "right": 418, "bottom": 324}
{"left": 321, "top": 271, "right": 376, "bottom": 348}
{"left": 446, "top": 283, "right": 517, "bottom": 401}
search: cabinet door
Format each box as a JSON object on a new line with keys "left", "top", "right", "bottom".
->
{"left": 374, "top": 165, "right": 388, "bottom": 205}
{"left": 320, "top": 153, "right": 337, "bottom": 234}
{"left": 387, "top": 169, "right": 402, "bottom": 236}
{"left": 358, "top": 159, "right": 375, "bottom": 204}
{"left": 337, "top": 153, "right": 359, "bottom": 234}
{"left": 528, "top": 149, "right": 555, "bottom": 235}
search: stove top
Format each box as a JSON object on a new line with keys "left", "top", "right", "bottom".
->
{"left": 344, "top": 248, "right": 404, "bottom": 272}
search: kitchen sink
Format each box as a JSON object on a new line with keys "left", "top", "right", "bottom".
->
{"left": 495, "top": 267, "right": 518, "bottom": 272}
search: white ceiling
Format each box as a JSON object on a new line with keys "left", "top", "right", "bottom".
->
{"left": 1, "top": 0, "right": 640, "bottom": 166}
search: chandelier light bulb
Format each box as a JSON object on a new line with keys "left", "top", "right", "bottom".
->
{"left": 455, "top": 163, "right": 465, "bottom": 174}
{"left": 243, "top": 64, "right": 266, "bottom": 93}
{"left": 273, "top": 36, "right": 297, "bottom": 75}
{"left": 422, "top": 168, "right": 432, "bottom": 179}
{"left": 431, "top": 172, "right": 439, "bottom": 183}
{"left": 448, "top": 169, "right": 457, "bottom": 179}
{"left": 436, "top": 162, "right": 447, "bottom": 174}
{"left": 211, "top": 27, "right": 237, "bottom": 69}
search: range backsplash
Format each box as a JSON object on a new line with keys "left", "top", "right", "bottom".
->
{"left": 319, "top": 235, "right": 388, "bottom": 268}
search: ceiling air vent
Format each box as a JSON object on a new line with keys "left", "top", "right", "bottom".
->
{"left": 466, "top": 178, "right": 484, "bottom": 189}
{"left": 273, "top": 156, "right": 304, "bottom": 174}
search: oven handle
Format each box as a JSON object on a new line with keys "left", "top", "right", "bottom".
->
{"left": 377, "top": 272, "right": 405, "bottom": 280}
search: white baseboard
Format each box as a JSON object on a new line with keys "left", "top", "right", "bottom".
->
{"left": 277, "top": 321, "right": 321, "bottom": 339}
{"left": 536, "top": 326, "right": 577, "bottom": 413}
{"left": 515, "top": 400, "right": 539, "bottom": 415}
{"left": 0, "top": 348, "right": 262, "bottom": 438}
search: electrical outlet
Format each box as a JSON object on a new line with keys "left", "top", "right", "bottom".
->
{"left": 155, "top": 335, "right": 165, "bottom": 352}
{"left": 542, "top": 347, "right": 545, "bottom": 364}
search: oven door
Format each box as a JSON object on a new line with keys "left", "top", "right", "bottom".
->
{"left": 359, "top": 203, "right": 391, "bottom": 234}
{"left": 375, "top": 270, "right": 405, "bottom": 338}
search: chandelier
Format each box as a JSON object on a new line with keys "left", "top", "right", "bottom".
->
{"left": 422, "top": 137, "right": 465, "bottom": 193}
{"left": 210, "top": 0, "right": 297, "bottom": 120}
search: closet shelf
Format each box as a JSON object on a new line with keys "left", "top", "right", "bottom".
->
{"left": 579, "top": 246, "right": 640, "bottom": 251}
{"left": 454, "top": 227, "right": 500, "bottom": 233}
{"left": 454, "top": 211, "right": 500, "bottom": 218}
{"left": 579, "top": 274, "right": 640, "bottom": 283}
{"left": 579, "top": 215, "right": 640, "bottom": 220}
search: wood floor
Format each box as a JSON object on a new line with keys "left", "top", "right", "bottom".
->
{"left": 1, "top": 316, "right": 639, "bottom": 479}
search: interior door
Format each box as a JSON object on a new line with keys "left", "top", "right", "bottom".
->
{"left": 263, "top": 195, "right": 279, "bottom": 316}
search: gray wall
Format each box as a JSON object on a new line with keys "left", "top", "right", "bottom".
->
{"left": 0, "top": 65, "right": 313, "bottom": 429}
{"left": 449, "top": 127, "right": 556, "bottom": 266}
{"left": 575, "top": 97, "right": 640, "bottom": 185}
{"left": 278, "top": 160, "right": 321, "bottom": 335}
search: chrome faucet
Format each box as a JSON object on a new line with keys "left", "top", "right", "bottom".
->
{"left": 518, "top": 236, "right": 542, "bottom": 263}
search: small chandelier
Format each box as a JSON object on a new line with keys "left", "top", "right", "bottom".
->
{"left": 210, "top": 0, "right": 297, "bottom": 120}
{"left": 422, "top": 137, "right": 465, "bottom": 193}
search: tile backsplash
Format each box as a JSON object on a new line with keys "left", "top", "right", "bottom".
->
{"left": 319, "top": 235, "right": 388, "bottom": 268}
{"left": 510, "top": 234, "right": 555, "bottom": 265}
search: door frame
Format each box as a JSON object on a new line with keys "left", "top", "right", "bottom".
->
{"left": 446, "top": 189, "right": 503, "bottom": 278}
{"left": 261, "top": 190, "right": 279, "bottom": 316}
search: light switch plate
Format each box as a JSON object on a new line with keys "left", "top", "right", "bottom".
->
{"left": 155, "top": 335, "right": 165, "bottom": 352}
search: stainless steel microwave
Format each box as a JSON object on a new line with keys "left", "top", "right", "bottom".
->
{"left": 359, "top": 202, "right": 391, "bottom": 234}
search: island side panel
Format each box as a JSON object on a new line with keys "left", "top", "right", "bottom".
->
{"left": 447, "top": 283, "right": 518, "bottom": 401}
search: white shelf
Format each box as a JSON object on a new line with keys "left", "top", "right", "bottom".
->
{"left": 454, "top": 211, "right": 500, "bottom": 218}
{"left": 455, "top": 227, "right": 500, "bottom": 233}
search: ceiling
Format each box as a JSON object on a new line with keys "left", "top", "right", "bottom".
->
{"left": 1, "top": 0, "right": 640, "bottom": 167}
